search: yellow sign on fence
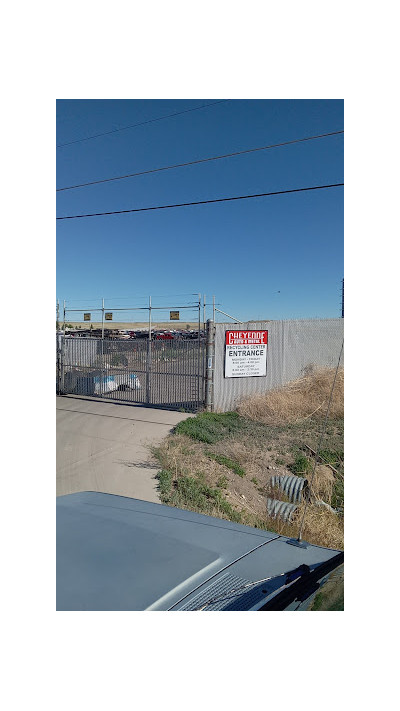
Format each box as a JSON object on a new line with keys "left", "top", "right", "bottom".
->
{"left": 105, "top": 313, "right": 113, "bottom": 321}
{"left": 84, "top": 313, "right": 91, "bottom": 321}
{"left": 170, "top": 311, "right": 180, "bottom": 320}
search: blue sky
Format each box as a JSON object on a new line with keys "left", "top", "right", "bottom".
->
{"left": 56, "top": 99, "right": 343, "bottom": 323}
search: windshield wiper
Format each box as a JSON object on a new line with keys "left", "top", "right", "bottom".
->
{"left": 258, "top": 552, "right": 344, "bottom": 611}
{"left": 192, "top": 552, "right": 343, "bottom": 611}
{"left": 193, "top": 564, "right": 315, "bottom": 611}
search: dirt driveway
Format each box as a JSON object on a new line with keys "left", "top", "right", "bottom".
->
{"left": 56, "top": 396, "right": 193, "bottom": 503}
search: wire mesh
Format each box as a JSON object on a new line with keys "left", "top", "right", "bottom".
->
{"left": 58, "top": 335, "right": 206, "bottom": 411}
{"left": 213, "top": 318, "right": 344, "bottom": 411}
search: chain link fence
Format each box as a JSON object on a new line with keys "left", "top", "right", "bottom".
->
{"left": 57, "top": 335, "right": 205, "bottom": 411}
{"left": 212, "top": 319, "right": 344, "bottom": 412}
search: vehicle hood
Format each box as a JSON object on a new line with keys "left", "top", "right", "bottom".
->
{"left": 57, "top": 492, "right": 341, "bottom": 611}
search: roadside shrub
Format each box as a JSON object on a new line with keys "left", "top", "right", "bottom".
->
{"left": 288, "top": 453, "right": 313, "bottom": 477}
{"left": 175, "top": 412, "right": 243, "bottom": 444}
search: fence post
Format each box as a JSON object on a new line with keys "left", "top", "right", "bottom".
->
{"left": 60, "top": 334, "right": 65, "bottom": 394}
{"left": 56, "top": 333, "right": 61, "bottom": 394}
{"left": 341, "top": 278, "right": 344, "bottom": 318}
{"left": 56, "top": 300, "right": 61, "bottom": 394}
{"left": 146, "top": 296, "right": 152, "bottom": 404}
{"left": 101, "top": 298, "right": 105, "bottom": 396}
{"left": 205, "top": 319, "right": 215, "bottom": 411}
{"left": 197, "top": 294, "right": 201, "bottom": 404}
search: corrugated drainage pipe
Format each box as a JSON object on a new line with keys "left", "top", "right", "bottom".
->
{"left": 269, "top": 474, "right": 308, "bottom": 503}
{"left": 266, "top": 498, "right": 298, "bottom": 522}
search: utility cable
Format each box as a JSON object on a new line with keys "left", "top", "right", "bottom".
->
{"left": 56, "top": 100, "right": 229, "bottom": 148}
{"left": 57, "top": 130, "right": 344, "bottom": 192}
{"left": 56, "top": 183, "right": 344, "bottom": 220}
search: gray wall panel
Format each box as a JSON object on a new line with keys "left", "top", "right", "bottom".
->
{"left": 213, "top": 319, "right": 344, "bottom": 412}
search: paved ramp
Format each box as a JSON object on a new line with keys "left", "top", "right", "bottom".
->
{"left": 56, "top": 396, "right": 193, "bottom": 502}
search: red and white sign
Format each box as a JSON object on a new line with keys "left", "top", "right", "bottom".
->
{"left": 225, "top": 330, "right": 268, "bottom": 378}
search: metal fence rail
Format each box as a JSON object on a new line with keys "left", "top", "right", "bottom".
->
{"left": 57, "top": 318, "right": 343, "bottom": 413}
{"left": 57, "top": 336, "right": 206, "bottom": 411}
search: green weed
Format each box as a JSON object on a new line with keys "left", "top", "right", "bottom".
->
{"left": 174, "top": 412, "right": 244, "bottom": 444}
{"left": 208, "top": 453, "right": 245, "bottom": 477}
{"left": 331, "top": 477, "right": 344, "bottom": 509}
{"left": 157, "top": 469, "right": 173, "bottom": 501}
{"left": 319, "top": 448, "right": 344, "bottom": 469}
{"left": 310, "top": 566, "right": 344, "bottom": 610}
{"left": 216, "top": 476, "right": 229, "bottom": 489}
{"left": 288, "top": 453, "right": 313, "bottom": 477}
{"left": 158, "top": 474, "right": 243, "bottom": 523}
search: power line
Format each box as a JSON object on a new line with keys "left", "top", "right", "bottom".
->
{"left": 56, "top": 183, "right": 344, "bottom": 221}
{"left": 57, "top": 130, "right": 344, "bottom": 192}
{"left": 56, "top": 100, "right": 230, "bottom": 148}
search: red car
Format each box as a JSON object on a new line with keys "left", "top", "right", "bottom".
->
{"left": 155, "top": 332, "right": 174, "bottom": 340}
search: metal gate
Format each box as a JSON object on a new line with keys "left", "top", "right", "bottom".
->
{"left": 57, "top": 335, "right": 206, "bottom": 411}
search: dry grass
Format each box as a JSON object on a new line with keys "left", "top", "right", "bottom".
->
{"left": 155, "top": 434, "right": 222, "bottom": 481}
{"left": 237, "top": 367, "right": 344, "bottom": 425}
{"left": 266, "top": 503, "right": 344, "bottom": 550}
{"left": 153, "top": 432, "right": 344, "bottom": 548}
{"left": 152, "top": 367, "right": 344, "bottom": 550}
{"left": 154, "top": 434, "right": 271, "bottom": 520}
{"left": 212, "top": 439, "right": 274, "bottom": 479}
{"left": 304, "top": 464, "right": 335, "bottom": 503}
